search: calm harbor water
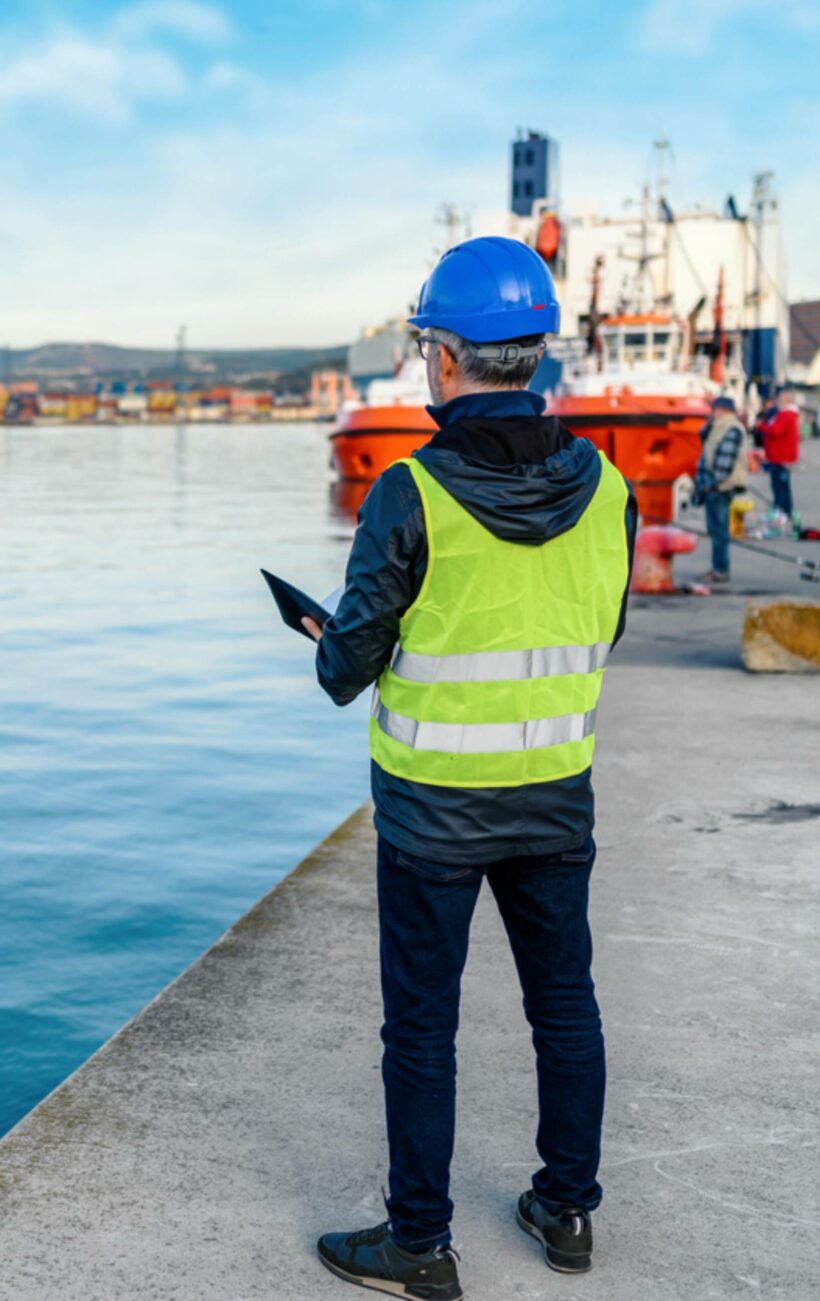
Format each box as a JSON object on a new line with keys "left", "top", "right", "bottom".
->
{"left": 0, "top": 422, "right": 370, "bottom": 1136}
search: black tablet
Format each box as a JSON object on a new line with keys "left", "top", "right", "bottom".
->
{"left": 260, "top": 569, "right": 333, "bottom": 640}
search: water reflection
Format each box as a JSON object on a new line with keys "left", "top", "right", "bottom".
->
{"left": 328, "top": 478, "right": 369, "bottom": 526}
{"left": 0, "top": 422, "right": 370, "bottom": 1135}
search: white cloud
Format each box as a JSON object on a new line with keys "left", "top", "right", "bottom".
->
{"left": 112, "top": 1, "right": 232, "bottom": 44}
{"left": 203, "top": 62, "right": 246, "bottom": 90}
{"left": 0, "top": 31, "right": 186, "bottom": 121}
{"left": 0, "top": 3, "right": 230, "bottom": 122}
{"left": 639, "top": 0, "right": 817, "bottom": 54}
{"left": 639, "top": 0, "right": 742, "bottom": 54}
{"left": 0, "top": 0, "right": 816, "bottom": 346}
{"left": 202, "top": 61, "right": 273, "bottom": 111}
{"left": 794, "top": 5, "right": 820, "bottom": 29}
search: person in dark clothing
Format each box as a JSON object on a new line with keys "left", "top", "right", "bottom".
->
{"left": 305, "top": 238, "right": 636, "bottom": 1299}
{"left": 692, "top": 394, "right": 747, "bottom": 583}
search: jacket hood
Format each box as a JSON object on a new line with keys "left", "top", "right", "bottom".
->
{"left": 415, "top": 415, "right": 602, "bottom": 545}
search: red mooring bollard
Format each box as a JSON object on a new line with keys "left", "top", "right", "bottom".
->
{"left": 630, "top": 525, "right": 698, "bottom": 594}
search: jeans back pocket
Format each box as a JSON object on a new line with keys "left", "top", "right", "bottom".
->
{"left": 392, "top": 848, "right": 476, "bottom": 883}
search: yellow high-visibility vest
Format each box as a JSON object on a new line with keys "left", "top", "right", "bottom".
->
{"left": 369, "top": 453, "right": 629, "bottom": 788}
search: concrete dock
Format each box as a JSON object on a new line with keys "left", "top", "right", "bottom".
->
{"left": 2, "top": 448, "right": 820, "bottom": 1301}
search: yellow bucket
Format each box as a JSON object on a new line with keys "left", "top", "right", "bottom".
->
{"left": 730, "top": 496, "right": 754, "bottom": 538}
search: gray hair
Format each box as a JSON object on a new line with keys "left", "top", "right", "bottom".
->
{"left": 433, "top": 327, "right": 546, "bottom": 390}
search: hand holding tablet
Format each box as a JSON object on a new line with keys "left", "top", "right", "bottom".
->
{"left": 260, "top": 570, "right": 341, "bottom": 641}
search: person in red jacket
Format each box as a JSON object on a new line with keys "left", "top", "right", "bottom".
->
{"left": 758, "top": 385, "right": 800, "bottom": 518}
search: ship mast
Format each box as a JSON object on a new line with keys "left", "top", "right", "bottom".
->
{"left": 619, "top": 184, "right": 661, "bottom": 313}
{"left": 749, "top": 170, "right": 775, "bottom": 386}
{"left": 709, "top": 265, "right": 727, "bottom": 385}
{"left": 434, "top": 204, "right": 469, "bottom": 254}
{"left": 617, "top": 139, "right": 675, "bottom": 314}
{"left": 587, "top": 255, "right": 604, "bottom": 366}
{"left": 654, "top": 136, "right": 672, "bottom": 304}
{"left": 653, "top": 135, "right": 671, "bottom": 205}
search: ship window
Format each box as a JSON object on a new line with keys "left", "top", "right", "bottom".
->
{"left": 524, "top": 180, "right": 534, "bottom": 197}
{"left": 651, "top": 330, "right": 671, "bottom": 360}
{"left": 624, "top": 331, "right": 649, "bottom": 363}
{"left": 526, "top": 148, "right": 534, "bottom": 165}
{"left": 513, "top": 182, "right": 520, "bottom": 198}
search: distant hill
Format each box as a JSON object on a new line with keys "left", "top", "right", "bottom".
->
{"left": 2, "top": 342, "right": 350, "bottom": 389}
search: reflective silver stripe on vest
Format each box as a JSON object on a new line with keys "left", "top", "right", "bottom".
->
{"left": 390, "top": 642, "right": 610, "bottom": 685}
{"left": 374, "top": 701, "right": 597, "bottom": 754}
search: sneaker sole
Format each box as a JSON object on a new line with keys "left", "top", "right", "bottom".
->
{"left": 318, "top": 1249, "right": 464, "bottom": 1301}
{"left": 515, "top": 1207, "right": 592, "bottom": 1274}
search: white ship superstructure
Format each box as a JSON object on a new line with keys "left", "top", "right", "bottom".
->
{"left": 347, "top": 137, "right": 789, "bottom": 403}
{"left": 476, "top": 141, "right": 788, "bottom": 389}
{"left": 560, "top": 192, "right": 785, "bottom": 360}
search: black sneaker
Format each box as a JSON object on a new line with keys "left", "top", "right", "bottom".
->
{"left": 516, "top": 1190, "right": 592, "bottom": 1273}
{"left": 317, "top": 1220, "right": 463, "bottom": 1299}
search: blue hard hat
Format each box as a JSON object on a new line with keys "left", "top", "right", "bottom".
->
{"left": 408, "top": 236, "right": 560, "bottom": 342}
{"left": 712, "top": 395, "right": 736, "bottom": 412}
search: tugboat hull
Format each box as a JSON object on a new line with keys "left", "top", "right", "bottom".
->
{"left": 330, "top": 405, "right": 435, "bottom": 482}
{"left": 554, "top": 393, "right": 710, "bottom": 523}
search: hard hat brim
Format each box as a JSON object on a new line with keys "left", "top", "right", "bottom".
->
{"left": 407, "top": 303, "right": 560, "bottom": 342}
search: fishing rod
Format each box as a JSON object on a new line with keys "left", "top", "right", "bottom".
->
{"left": 645, "top": 514, "right": 820, "bottom": 582}
{"left": 744, "top": 481, "right": 772, "bottom": 507}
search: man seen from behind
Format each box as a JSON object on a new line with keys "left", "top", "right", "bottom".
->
{"left": 303, "top": 237, "right": 637, "bottom": 1300}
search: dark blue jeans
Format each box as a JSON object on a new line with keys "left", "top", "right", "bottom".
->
{"left": 377, "top": 834, "right": 604, "bottom": 1251}
{"left": 704, "top": 491, "right": 731, "bottom": 575}
{"left": 768, "top": 463, "right": 793, "bottom": 518}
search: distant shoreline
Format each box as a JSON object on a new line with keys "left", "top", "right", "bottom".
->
{"left": 12, "top": 410, "right": 333, "bottom": 427}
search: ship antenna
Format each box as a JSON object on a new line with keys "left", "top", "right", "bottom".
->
{"left": 587, "top": 255, "right": 605, "bottom": 366}
{"left": 749, "top": 171, "right": 775, "bottom": 385}
{"left": 654, "top": 136, "right": 673, "bottom": 303}
{"left": 653, "top": 136, "right": 671, "bottom": 207}
{"left": 709, "top": 266, "right": 727, "bottom": 385}
{"left": 434, "top": 203, "right": 464, "bottom": 254}
{"left": 618, "top": 182, "right": 660, "bottom": 313}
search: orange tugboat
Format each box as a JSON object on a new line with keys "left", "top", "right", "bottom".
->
{"left": 332, "top": 135, "right": 786, "bottom": 528}
{"left": 333, "top": 306, "right": 725, "bottom": 525}
{"left": 553, "top": 311, "right": 712, "bottom": 523}
{"left": 332, "top": 312, "right": 714, "bottom": 522}
{"left": 551, "top": 220, "right": 744, "bottom": 523}
{"left": 332, "top": 182, "right": 743, "bottom": 525}
{"left": 331, "top": 350, "right": 435, "bottom": 484}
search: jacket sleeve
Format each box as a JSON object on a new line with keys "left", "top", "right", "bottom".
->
{"left": 315, "top": 465, "right": 428, "bottom": 706}
{"left": 612, "top": 489, "right": 638, "bottom": 649}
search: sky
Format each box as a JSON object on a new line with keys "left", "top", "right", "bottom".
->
{"left": 0, "top": 0, "right": 817, "bottom": 348}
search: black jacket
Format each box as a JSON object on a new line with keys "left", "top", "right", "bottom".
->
{"left": 316, "top": 389, "right": 637, "bottom": 864}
